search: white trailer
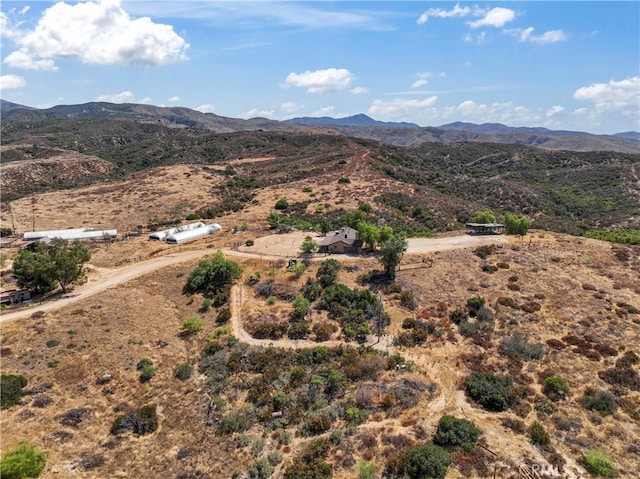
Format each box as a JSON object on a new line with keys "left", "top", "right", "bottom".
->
{"left": 165, "top": 223, "right": 222, "bottom": 245}
{"left": 148, "top": 222, "right": 205, "bottom": 241}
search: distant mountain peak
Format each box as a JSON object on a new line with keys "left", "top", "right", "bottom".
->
{"left": 285, "top": 114, "right": 419, "bottom": 128}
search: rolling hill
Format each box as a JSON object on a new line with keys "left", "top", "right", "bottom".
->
{"left": 2, "top": 100, "right": 639, "bottom": 153}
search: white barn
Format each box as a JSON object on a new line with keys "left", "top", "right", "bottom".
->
{"left": 166, "top": 223, "right": 222, "bottom": 244}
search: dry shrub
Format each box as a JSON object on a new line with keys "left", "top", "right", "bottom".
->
{"left": 452, "top": 448, "right": 492, "bottom": 479}
{"left": 497, "top": 296, "right": 519, "bottom": 309}
{"left": 520, "top": 301, "right": 541, "bottom": 313}
{"left": 546, "top": 339, "right": 566, "bottom": 350}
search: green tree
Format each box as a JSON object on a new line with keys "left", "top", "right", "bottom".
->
{"left": 503, "top": 212, "right": 532, "bottom": 236}
{"left": 379, "top": 226, "right": 394, "bottom": 243}
{"left": 12, "top": 238, "right": 91, "bottom": 294}
{"left": 183, "top": 251, "right": 242, "bottom": 297}
{"left": 472, "top": 210, "right": 496, "bottom": 224}
{"left": 343, "top": 209, "right": 367, "bottom": 228}
{"left": 317, "top": 217, "right": 331, "bottom": 237}
{"left": 379, "top": 233, "right": 407, "bottom": 280}
{"left": 0, "top": 439, "right": 47, "bottom": 479}
{"left": 291, "top": 295, "right": 310, "bottom": 320}
{"left": 316, "top": 259, "right": 341, "bottom": 288}
{"left": 267, "top": 212, "right": 282, "bottom": 229}
{"left": 357, "top": 222, "right": 380, "bottom": 251}
{"left": 301, "top": 236, "right": 318, "bottom": 254}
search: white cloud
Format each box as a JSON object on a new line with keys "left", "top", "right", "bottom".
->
{"left": 368, "top": 97, "right": 438, "bottom": 119}
{"left": 468, "top": 7, "right": 516, "bottom": 28}
{"left": 168, "top": 96, "right": 180, "bottom": 104}
{"left": 412, "top": 79, "right": 428, "bottom": 89}
{"left": 0, "top": 74, "right": 26, "bottom": 90}
{"left": 546, "top": 106, "right": 565, "bottom": 117}
{"left": 574, "top": 76, "right": 640, "bottom": 114}
{"left": 417, "top": 3, "right": 470, "bottom": 24}
{"left": 280, "top": 101, "right": 302, "bottom": 113}
{"left": 312, "top": 106, "right": 335, "bottom": 117}
{"left": 95, "top": 91, "right": 151, "bottom": 104}
{"left": 351, "top": 86, "right": 368, "bottom": 95}
{"left": 195, "top": 104, "right": 216, "bottom": 113}
{"left": 4, "top": 0, "right": 189, "bottom": 71}
{"left": 245, "top": 108, "right": 275, "bottom": 118}
{"left": 506, "top": 27, "right": 567, "bottom": 44}
{"left": 283, "top": 68, "right": 355, "bottom": 94}
{"left": 3, "top": 50, "right": 58, "bottom": 71}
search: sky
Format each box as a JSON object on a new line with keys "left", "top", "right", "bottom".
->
{"left": 1, "top": 1, "right": 639, "bottom": 134}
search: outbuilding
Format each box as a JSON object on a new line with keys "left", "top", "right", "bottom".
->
{"left": 149, "top": 222, "right": 205, "bottom": 241}
{"left": 166, "top": 223, "right": 222, "bottom": 244}
{"left": 465, "top": 223, "right": 505, "bottom": 234}
{"left": 24, "top": 228, "right": 117, "bottom": 241}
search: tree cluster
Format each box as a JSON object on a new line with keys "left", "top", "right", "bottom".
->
{"left": 13, "top": 238, "right": 91, "bottom": 294}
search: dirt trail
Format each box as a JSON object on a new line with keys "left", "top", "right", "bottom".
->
{"left": 0, "top": 233, "right": 509, "bottom": 324}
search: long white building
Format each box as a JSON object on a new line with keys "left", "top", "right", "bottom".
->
{"left": 149, "top": 222, "right": 205, "bottom": 241}
{"left": 24, "top": 228, "right": 117, "bottom": 241}
{"left": 166, "top": 223, "right": 222, "bottom": 244}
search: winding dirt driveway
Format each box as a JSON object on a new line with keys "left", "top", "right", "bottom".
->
{"left": 0, "top": 233, "right": 508, "bottom": 324}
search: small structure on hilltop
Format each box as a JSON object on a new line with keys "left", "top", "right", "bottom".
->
{"left": 165, "top": 223, "right": 222, "bottom": 245}
{"left": 465, "top": 223, "right": 505, "bottom": 234}
{"left": 319, "top": 227, "right": 359, "bottom": 254}
{"left": 23, "top": 228, "right": 118, "bottom": 241}
{"left": 149, "top": 222, "right": 205, "bottom": 241}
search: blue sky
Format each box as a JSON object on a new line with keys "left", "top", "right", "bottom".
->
{"left": 1, "top": 1, "right": 639, "bottom": 134}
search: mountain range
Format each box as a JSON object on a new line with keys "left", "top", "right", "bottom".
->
{"left": 2, "top": 99, "right": 639, "bottom": 153}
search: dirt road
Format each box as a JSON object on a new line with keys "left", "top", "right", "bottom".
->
{"left": 0, "top": 233, "right": 509, "bottom": 324}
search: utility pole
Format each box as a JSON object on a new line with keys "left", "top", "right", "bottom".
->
{"left": 31, "top": 197, "right": 36, "bottom": 232}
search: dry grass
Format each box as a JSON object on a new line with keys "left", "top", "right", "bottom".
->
{"left": 1, "top": 159, "right": 639, "bottom": 479}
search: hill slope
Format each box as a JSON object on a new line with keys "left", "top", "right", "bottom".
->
{"left": 2, "top": 100, "right": 638, "bottom": 153}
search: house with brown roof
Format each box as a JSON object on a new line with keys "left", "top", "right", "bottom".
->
{"left": 319, "top": 227, "right": 359, "bottom": 254}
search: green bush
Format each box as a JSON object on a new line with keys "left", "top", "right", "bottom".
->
{"left": 183, "top": 251, "right": 242, "bottom": 297}
{"left": 543, "top": 376, "right": 570, "bottom": 400}
{"left": 139, "top": 365, "right": 156, "bottom": 383}
{"left": 527, "top": 421, "right": 550, "bottom": 449}
{"left": 1, "top": 374, "right": 28, "bottom": 409}
{"left": 357, "top": 461, "right": 376, "bottom": 479}
{"left": 466, "top": 296, "right": 486, "bottom": 316}
{"left": 386, "top": 443, "right": 451, "bottom": 479}
{"left": 274, "top": 198, "right": 289, "bottom": 210}
{"left": 580, "top": 388, "right": 617, "bottom": 416}
{"left": 465, "top": 372, "right": 514, "bottom": 412}
{"left": 174, "top": 363, "right": 193, "bottom": 380}
{"left": 181, "top": 316, "right": 205, "bottom": 336}
{"left": 0, "top": 439, "right": 47, "bottom": 479}
{"left": 337, "top": 177, "right": 351, "bottom": 184}
{"left": 283, "top": 438, "right": 332, "bottom": 479}
{"left": 245, "top": 239, "right": 254, "bottom": 247}
{"left": 200, "top": 298, "right": 213, "bottom": 313}
{"left": 433, "top": 415, "right": 481, "bottom": 453}
{"left": 583, "top": 449, "right": 616, "bottom": 478}
{"left": 110, "top": 405, "right": 158, "bottom": 436}
{"left": 500, "top": 332, "right": 544, "bottom": 360}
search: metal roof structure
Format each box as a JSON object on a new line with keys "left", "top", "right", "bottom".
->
{"left": 23, "top": 228, "right": 117, "bottom": 241}
{"left": 149, "top": 222, "right": 205, "bottom": 241}
{"left": 165, "top": 223, "right": 222, "bottom": 244}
